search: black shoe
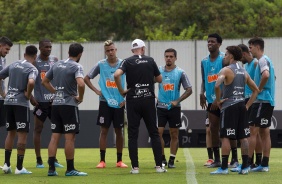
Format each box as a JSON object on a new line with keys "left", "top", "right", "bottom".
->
{"left": 168, "top": 162, "right": 176, "bottom": 168}
{"left": 162, "top": 160, "right": 167, "bottom": 166}
{"left": 207, "top": 161, "right": 222, "bottom": 168}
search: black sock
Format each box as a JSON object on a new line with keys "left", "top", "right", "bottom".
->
{"left": 255, "top": 153, "right": 262, "bottom": 165}
{"left": 231, "top": 147, "right": 238, "bottom": 161}
{"left": 48, "top": 157, "right": 56, "bottom": 171}
{"left": 213, "top": 147, "right": 220, "bottom": 162}
{"left": 117, "top": 152, "right": 122, "bottom": 163}
{"left": 100, "top": 150, "right": 106, "bottom": 162}
{"left": 241, "top": 155, "right": 249, "bottom": 169}
{"left": 16, "top": 154, "right": 24, "bottom": 170}
{"left": 66, "top": 159, "right": 75, "bottom": 171}
{"left": 250, "top": 153, "right": 254, "bottom": 165}
{"left": 221, "top": 155, "right": 229, "bottom": 170}
{"left": 37, "top": 156, "right": 43, "bottom": 164}
{"left": 162, "top": 155, "right": 166, "bottom": 161}
{"left": 261, "top": 156, "right": 269, "bottom": 167}
{"left": 4, "top": 149, "right": 12, "bottom": 167}
{"left": 207, "top": 148, "right": 213, "bottom": 160}
{"left": 169, "top": 155, "right": 175, "bottom": 164}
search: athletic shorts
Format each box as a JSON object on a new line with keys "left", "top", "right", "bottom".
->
{"left": 244, "top": 98, "right": 253, "bottom": 118}
{"left": 207, "top": 103, "right": 220, "bottom": 117}
{"left": 248, "top": 102, "right": 274, "bottom": 128}
{"left": 6, "top": 105, "right": 30, "bottom": 132}
{"left": 96, "top": 101, "right": 124, "bottom": 128}
{"left": 157, "top": 107, "right": 181, "bottom": 128}
{"left": 220, "top": 102, "right": 250, "bottom": 140}
{"left": 33, "top": 102, "right": 52, "bottom": 122}
{"left": 205, "top": 112, "right": 209, "bottom": 127}
{"left": 51, "top": 105, "right": 80, "bottom": 134}
{"left": 0, "top": 100, "right": 6, "bottom": 127}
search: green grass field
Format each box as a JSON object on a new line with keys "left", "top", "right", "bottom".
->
{"left": 0, "top": 148, "right": 280, "bottom": 184}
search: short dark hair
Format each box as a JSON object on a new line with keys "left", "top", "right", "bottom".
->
{"left": 164, "top": 48, "right": 177, "bottom": 57}
{"left": 0, "top": 36, "right": 13, "bottom": 47}
{"left": 208, "top": 33, "right": 222, "bottom": 44}
{"left": 25, "top": 45, "right": 38, "bottom": 56}
{"left": 238, "top": 44, "right": 249, "bottom": 53}
{"left": 69, "top": 43, "right": 84, "bottom": 57}
{"left": 248, "top": 37, "right": 264, "bottom": 50}
{"left": 39, "top": 38, "right": 51, "bottom": 47}
{"left": 226, "top": 46, "right": 242, "bottom": 61}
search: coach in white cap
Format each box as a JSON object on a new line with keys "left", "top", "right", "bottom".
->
{"left": 114, "top": 39, "right": 166, "bottom": 174}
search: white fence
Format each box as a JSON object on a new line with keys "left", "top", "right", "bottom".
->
{"left": 4, "top": 38, "right": 282, "bottom": 110}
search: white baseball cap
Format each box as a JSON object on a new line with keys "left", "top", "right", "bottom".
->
{"left": 131, "top": 39, "right": 145, "bottom": 49}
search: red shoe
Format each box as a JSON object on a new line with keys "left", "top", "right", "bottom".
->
{"left": 96, "top": 161, "right": 106, "bottom": 168}
{"left": 204, "top": 159, "right": 214, "bottom": 166}
{"left": 116, "top": 161, "right": 128, "bottom": 168}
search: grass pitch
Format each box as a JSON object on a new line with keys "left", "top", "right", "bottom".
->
{"left": 0, "top": 148, "right": 280, "bottom": 184}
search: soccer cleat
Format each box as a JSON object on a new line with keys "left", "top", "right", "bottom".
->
{"left": 2, "top": 163, "right": 12, "bottom": 174}
{"left": 228, "top": 161, "right": 239, "bottom": 168}
{"left": 156, "top": 166, "right": 167, "bottom": 173}
{"left": 130, "top": 167, "right": 139, "bottom": 174}
{"left": 162, "top": 160, "right": 167, "bottom": 167}
{"left": 48, "top": 170, "right": 58, "bottom": 176}
{"left": 230, "top": 164, "right": 241, "bottom": 172}
{"left": 116, "top": 161, "right": 128, "bottom": 168}
{"left": 210, "top": 167, "right": 228, "bottom": 175}
{"left": 238, "top": 166, "right": 250, "bottom": 175}
{"left": 65, "top": 170, "right": 88, "bottom": 176}
{"left": 15, "top": 167, "right": 32, "bottom": 174}
{"left": 251, "top": 165, "right": 269, "bottom": 172}
{"left": 207, "top": 161, "right": 221, "bottom": 168}
{"left": 55, "top": 161, "right": 64, "bottom": 168}
{"left": 168, "top": 162, "right": 176, "bottom": 168}
{"left": 204, "top": 159, "right": 214, "bottom": 166}
{"left": 36, "top": 163, "right": 45, "bottom": 168}
{"left": 96, "top": 161, "right": 106, "bottom": 168}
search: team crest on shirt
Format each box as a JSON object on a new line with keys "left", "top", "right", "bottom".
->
{"left": 100, "top": 117, "right": 105, "bottom": 124}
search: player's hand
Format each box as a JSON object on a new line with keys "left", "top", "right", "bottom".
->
{"left": 120, "top": 89, "right": 130, "bottom": 97}
{"left": 30, "top": 96, "right": 39, "bottom": 106}
{"left": 74, "top": 96, "right": 83, "bottom": 104}
{"left": 95, "top": 90, "right": 102, "bottom": 96}
{"left": 210, "top": 100, "right": 219, "bottom": 111}
{"left": 200, "top": 94, "right": 207, "bottom": 109}
{"left": 24, "top": 91, "right": 31, "bottom": 100}
{"left": 215, "top": 98, "right": 227, "bottom": 110}
{"left": 119, "top": 101, "right": 125, "bottom": 108}
{"left": 170, "top": 101, "right": 178, "bottom": 107}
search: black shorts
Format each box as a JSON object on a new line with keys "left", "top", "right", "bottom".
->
{"left": 248, "top": 102, "right": 274, "bottom": 128}
{"left": 97, "top": 101, "right": 124, "bottom": 128}
{"left": 220, "top": 102, "right": 250, "bottom": 140}
{"left": 157, "top": 107, "right": 181, "bottom": 128}
{"left": 244, "top": 98, "right": 253, "bottom": 118}
{"left": 207, "top": 103, "right": 220, "bottom": 117}
{"left": 0, "top": 100, "right": 6, "bottom": 127}
{"left": 51, "top": 105, "right": 80, "bottom": 134}
{"left": 205, "top": 111, "right": 209, "bottom": 127}
{"left": 33, "top": 102, "right": 52, "bottom": 122}
{"left": 6, "top": 105, "right": 30, "bottom": 132}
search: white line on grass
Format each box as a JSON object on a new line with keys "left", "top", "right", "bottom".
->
{"left": 183, "top": 148, "right": 198, "bottom": 184}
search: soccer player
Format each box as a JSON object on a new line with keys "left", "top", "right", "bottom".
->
{"left": 247, "top": 37, "right": 275, "bottom": 172}
{"left": 30, "top": 39, "right": 63, "bottom": 168}
{"left": 114, "top": 39, "right": 166, "bottom": 174}
{"left": 238, "top": 44, "right": 262, "bottom": 168}
{"left": 84, "top": 40, "right": 128, "bottom": 168}
{"left": 157, "top": 48, "right": 192, "bottom": 168}
{"left": 0, "top": 36, "right": 13, "bottom": 127}
{"left": 1, "top": 45, "right": 38, "bottom": 174}
{"left": 42, "top": 43, "right": 87, "bottom": 176}
{"left": 200, "top": 33, "right": 238, "bottom": 168}
{"left": 210, "top": 45, "right": 259, "bottom": 175}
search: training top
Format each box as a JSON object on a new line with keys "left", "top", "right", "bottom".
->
{"left": 119, "top": 55, "right": 160, "bottom": 100}
{"left": 34, "top": 55, "right": 58, "bottom": 102}
{"left": 254, "top": 55, "right": 275, "bottom": 106}
{"left": 46, "top": 58, "right": 84, "bottom": 107}
{"left": 157, "top": 66, "right": 192, "bottom": 109}
{"left": 201, "top": 52, "right": 225, "bottom": 103}
{"left": 87, "top": 58, "right": 125, "bottom": 108}
{"left": 221, "top": 63, "right": 246, "bottom": 110}
{"left": 0, "top": 57, "right": 6, "bottom": 100}
{"left": 244, "top": 58, "right": 257, "bottom": 98}
{"left": 0, "top": 60, "right": 38, "bottom": 107}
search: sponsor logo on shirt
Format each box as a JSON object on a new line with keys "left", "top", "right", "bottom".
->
{"left": 14, "top": 63, "right": 24, "bottom": 69}
{"left": 106, "top": 80, "right": 117, "bottom": 88}
{"left": 207, "top": 74, "right": 218, "bottom": 83}
{"left": 135, "top": 59, "right": 148, "bottom": 64}
{"left": 163, "top": 83, "right": 174, "bottom": 91}
{"left": 135, "top": 83, "right": 149, "bottom": 88}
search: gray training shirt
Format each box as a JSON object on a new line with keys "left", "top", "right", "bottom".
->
{"left": 0, "top": 57, "right": 6, "bottom": 100}
{"left": 34, "top": 55, "right": 58, "bottom": 102}
{"left": 46, "top": 59, "right": 84, "bottom": 107}
{"left": 0, "top": 60, "right": 38, "bottom": 107}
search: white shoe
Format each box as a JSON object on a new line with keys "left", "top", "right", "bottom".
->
{"left": 15, "top": 167, "right": 32, "bottom": 174}
{"left": 130, "top": 167, "right": 139, "bottom": 174}
{"left": 156, "top": 166, "right": 167, "bottom": 173}
{"left": 2, "top": 163, "right": 12, "bottom": 174}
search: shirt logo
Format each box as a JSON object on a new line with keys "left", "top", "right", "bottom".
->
{"left": 207, "top": 74, "right": 218, "bottom": 83}
{"left": 106, "top": 80, "right": 117, "bottom": 88}
{"left": 163, "top": 83, "right": 174, "bottom": 91}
